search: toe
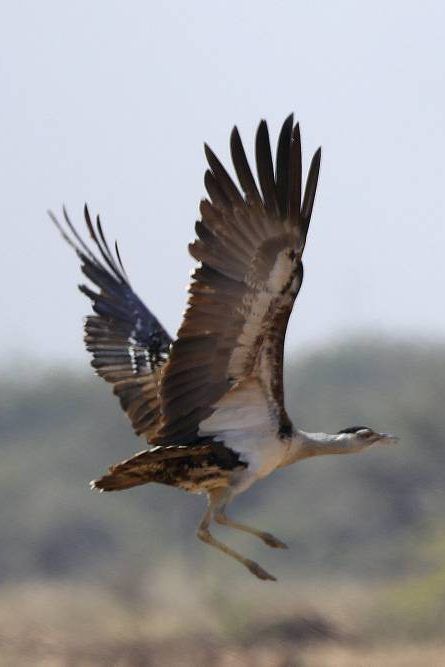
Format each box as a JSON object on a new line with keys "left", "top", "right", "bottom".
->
{"left": 262, "top": 533, "right": 289, "bottom": 549}
{"left": 246, "top": 559, "right": 277, "bottom": 581}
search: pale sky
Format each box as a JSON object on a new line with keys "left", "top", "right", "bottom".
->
{"left": 1, "top": 0, "right": 444, "bottom": 365}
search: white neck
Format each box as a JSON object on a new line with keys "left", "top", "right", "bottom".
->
{"left": 280, "top": 430, "right": 366, "bottom": 467}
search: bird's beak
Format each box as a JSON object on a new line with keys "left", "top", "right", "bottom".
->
{"left": 378, "top": 433, "right": 399, "bottom": 446}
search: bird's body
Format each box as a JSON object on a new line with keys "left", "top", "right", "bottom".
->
{"left": 96, "top": 430, "right": 288, "bottom": 496}
{"left": 52, "top": 115, "right": 397, "bottom": 580}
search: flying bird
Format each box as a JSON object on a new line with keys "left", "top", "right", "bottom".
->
{"left": 51, "top": 115, "right": 397, "bottom": 581}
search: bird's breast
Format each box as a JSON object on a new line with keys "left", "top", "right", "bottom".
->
{"left": 225, "top": 431, "right": 288, "bottom": 479}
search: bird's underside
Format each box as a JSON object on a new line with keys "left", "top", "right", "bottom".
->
{"left": 51, "top": 114, "right": 323, "bottom": 581}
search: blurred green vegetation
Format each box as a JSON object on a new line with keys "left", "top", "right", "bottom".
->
{"left": 368, "top": 525, "right": 445, "bottom": 640}
{"left": 2, "top": 336, "right": 445, "bottom": 656}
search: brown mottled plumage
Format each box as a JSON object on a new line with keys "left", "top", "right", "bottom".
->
{"left": 93, "top": 443, "right": 247, "bottom": 493}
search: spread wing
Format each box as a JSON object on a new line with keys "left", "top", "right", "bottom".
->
{"left": 50, "top": 206, "right": 172, "bottom": 441}
{"left": 153, "top": 115, "right": 321, "bottom": 445}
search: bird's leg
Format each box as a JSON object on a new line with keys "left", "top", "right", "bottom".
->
{"left": 213, "top": 509, "right": 288, "bottom": 549}
{"left": 196, "top": 493, "right": 276, "bottom": 581}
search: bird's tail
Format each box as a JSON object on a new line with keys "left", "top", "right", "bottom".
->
{"left": 91, "top": 445, "right": 189, "bottom": 492}
{"left": 90, "top": 443, "right": 218, "bottom": 492}
{"left": 90, "top": 452, "right": 148, "bottom": 492}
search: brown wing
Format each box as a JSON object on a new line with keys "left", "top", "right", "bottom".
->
{"left": 153, "top": 116, "right": 321, "bottom": 445}
{"left": 50, "top": 206, "right": 172, "bottom": 441}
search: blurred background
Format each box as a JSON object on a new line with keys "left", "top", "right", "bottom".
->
{"left": 1, "top": 1, "right": 445, "bottom": 664}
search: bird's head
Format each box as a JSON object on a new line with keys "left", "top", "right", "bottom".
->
{"left": 337, "top": 425, "right": 399, "bottom": 451}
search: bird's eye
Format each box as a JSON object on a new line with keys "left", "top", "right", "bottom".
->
{"left": 357, "top": 428, "right": 373, "bottom": 437}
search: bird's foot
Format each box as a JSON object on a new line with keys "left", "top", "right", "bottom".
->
{"left": 260, "top": 532, "right": 288, "bottom": 549}
{"left": 245, "top": 559, "right": 277, "bottom": 581}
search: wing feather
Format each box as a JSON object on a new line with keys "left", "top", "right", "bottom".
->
{"left": 153, "top": 117, "right": 321, "bottom": 445}
{"left": 51, "top": 207, "right": 172, "bottom": 442}
{"left": 302, "top": 147, "right": 322, "bottom": 228}
{"left": 275, "top": 114, "right": 294, "bottom": 219}
{"left": 256, "top": 120, "right": 280, "bottom": 217}
{"left": 230, "top": 127, "right": 263, "bottom": 209}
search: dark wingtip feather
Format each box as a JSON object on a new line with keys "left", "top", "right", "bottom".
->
{"left": 81, "top": 207, "right": 124, "bottom": 283}
{"left": 84, "top": 204, "right": 95, "bottom": 239}
{"left": 50, "top": 206, "right": 98, "bottom": 264}
{"left": 115, "top": 241, "right": 130, "bottom": 282}
{"left": 230, "top": 125, "right": 244, "bottom": 154}
{"left": 275, "top": 114, "right": 295, "bottom": 219}
{"left": 204, "top": 168, "right": 231, "bottom": 207}
{"left": 255, "top": 120, "right": 279, "bottom": 216}
{"left": 203, "top": 142, "right": 212, "bottom": 161}
{"left": 96, "top": 214, "right": 125, "bottom": 282}
{"left": 301, "top": 146, "right": 321, "bottom": 224}
{"left": 230, "top": 125, "right": 239, "bottom": 142}
{"left": 48, "top": 209, "right": 76, "bottom": 250}
{"left": 288, "top": 122, "right": 302, "bottom": 224}
{"left": 230, "top": 126, "right": 262, "bottom": 208}
{"left": 204, "top": 142, "right": 244, "bottom": 207}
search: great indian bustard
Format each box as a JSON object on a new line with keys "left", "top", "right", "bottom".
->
{"left": 51, "top": 115, "right": 398, "bottom": 581}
